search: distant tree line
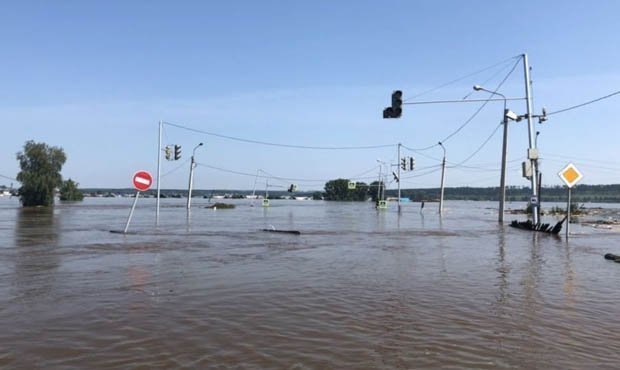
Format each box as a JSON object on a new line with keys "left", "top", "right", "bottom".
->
{"left": 78, "top": 183, "right": 620, "bottom": 204}
{"left": 388, "top": 184, "right": 620, "bottom": 203}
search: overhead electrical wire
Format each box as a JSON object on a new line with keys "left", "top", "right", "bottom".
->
{"left": 163, "top": 121, "right": 396, "bottom": 150}
{"left": 399, "top": 57, "right": 522, "bottom": 152}
{"left": 0, "top": 174, "right": 18, "bottom": 182}
{"left": 439, "top": 58, "right": 521, "bottom": 145}
{"left": 404, "top": 55, "right": 521, "bottom": 102}
{"left": 195, "top": 162, "right": 382, "bottom": 185}
{"left": 547, "top": 90, "right": 620, "bottom": 116}
{"left": 161, "top": 158, "right": 191, "bottom": 178}
{"left": 447, "top": 122, "right": 503, "bottom": 168}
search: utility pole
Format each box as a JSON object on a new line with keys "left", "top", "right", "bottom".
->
{"left": 498, "top": 108, "right": 509, "bottom": 222}
{"left": 187, "top": 142, "right": 204, "bottom": 210}
{"left": 397, "top": 143, "right": 402, "bottom": 213}
{"left": 438, "top": 142, "right": 446, "bottom": 215}
{"left": 523, "top": 53, "right": 540, "bottom": 225}
{"left": 156, "top": 120, "right": 162, "bottom": 225}
{"left": 377, "top": 163, "right": 382, "bottom": 204}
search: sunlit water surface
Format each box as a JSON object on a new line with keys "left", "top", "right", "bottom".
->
{"left": 1, "top": 197, "right": 620, "bottom": 369}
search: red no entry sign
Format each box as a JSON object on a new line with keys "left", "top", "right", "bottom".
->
{"left": 132, "top": 170, "right": 153, "bottom": 191}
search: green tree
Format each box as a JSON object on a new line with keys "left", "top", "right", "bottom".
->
{"left": 16, "top": 140, "right": 66, "bottom": 207}
{"left": 323, "top": 179, "right": 369, "bottom": 201}
{"left": 59, "top": 178, "right": 84, "bottom": 201}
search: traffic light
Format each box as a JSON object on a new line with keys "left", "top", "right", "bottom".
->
{"left": 383, "top": 90, "right": 403, "bottom": 119}
{"left": 401, "top": 157, "right": 407, "bottom": 170}
{"left": 391, "top": 90, "right": 403, "bottom": 118}
{"left": 174, "top": 145, "right": 182, "bottom": 160}
{"left": 287, "top": 184, "right": 298, "bottom": 192}
{"left": 409, "top": 157, "right": 415, "bottom": 171}
{"left": 392, "top": 171, "right": 399, "bottom": 183}
{"left": 164, "top": 145, "right": 172, "bottom": 160}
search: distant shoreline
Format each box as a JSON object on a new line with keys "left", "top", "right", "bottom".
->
{"left": 75, "top": 184, "right": 620, "bottom": 203}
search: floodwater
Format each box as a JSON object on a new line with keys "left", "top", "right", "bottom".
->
{"left": 1, "top": 197, "right": 620, "bottom": 369}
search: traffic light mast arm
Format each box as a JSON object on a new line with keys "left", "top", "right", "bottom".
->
{"left": 402, "top": 97, "right": 525, "bottom": 105}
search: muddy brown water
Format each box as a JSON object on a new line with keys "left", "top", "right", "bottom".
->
{"left": 1, "top": 197, "right": 620, "bottom": 369}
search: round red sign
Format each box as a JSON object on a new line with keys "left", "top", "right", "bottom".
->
{"left": 132, "top": 170, "right": 153, "bottom": 191}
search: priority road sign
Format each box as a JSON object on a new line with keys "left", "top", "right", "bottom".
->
{"left": 132, "top": 170, "right": 153, "bottom": 191}
{"left": 558, "top": 163, "right": 583, "bottom": 188}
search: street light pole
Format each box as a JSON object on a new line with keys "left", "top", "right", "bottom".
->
{"left": 376, "top": 159, "right": 385, "bottom": 207}
{"left": 156, "top": 120, "right": 163, "bottom": 224}
{"left": 187, "top": 142, "right": 204, "bottom": 210}
{"left": 438, "top": 142, "right": 446, "bottom": 215}
{"left": 473, "top": 86, "right": 509, "bottom": 222}
{"left": 397, "top": 143, "right": 401, "bottom": 213}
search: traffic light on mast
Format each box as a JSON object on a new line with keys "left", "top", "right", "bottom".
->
{"left": 164, "top": 145, "right": 172, "bottom": 160}
{"left": 410, "top": 157, "right": 415, "bottom": 171}
{"left": 383, "top": 90, "right": 403, "bottom": 119}
{"left": 174, "top": 145, "right": 182, "bottom": 160}
{"left": 401, "top": 157, "right": 407, "bottom": 170}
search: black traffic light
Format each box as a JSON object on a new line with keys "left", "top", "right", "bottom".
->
{"left": 164, "top": 145, "right": 172, "bottom": 160}
{"left": 409, "top": 157, "right": 415, "bottom": 171}
{"left": 383, "top": 90, "right": 403, "bottom": 119}
{"left": 401, "top": 157, "right": 407, "bottom": 170}
{"left": 174, "top": 145, "right": 182, "bottom": 160}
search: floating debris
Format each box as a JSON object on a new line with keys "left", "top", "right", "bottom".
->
{"left": 509, "top": 216, "right": 566, "bottom": 234}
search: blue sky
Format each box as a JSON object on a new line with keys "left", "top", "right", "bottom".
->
{"left": 2, "top": 1, "right": 620, "bottom": 191}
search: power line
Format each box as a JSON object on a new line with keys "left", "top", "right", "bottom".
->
{"left": 398, "top": 57, "right": 522, "bottom": 152}
{"left": 0, "top": 174, "right": 18, "bottom": 182}
{"left": 547, "top": 90, "right": 620, "bottom": 116}
{"left": 448, "top": 122, "right": 503, "bottom": 168}
{"left": 195, "top": 162, "right": 381, "bottom": 184}
{"left": 439, "top": 58, "right": 521, "bottom": 145}
{"left": 163, "top": 121, "right": 396, "bottom": 150}
{"left": 405, "top": 55, "right": 521, "bottom": 102}
{"left": 161, "top": 158, "right": 191, "bottom": 178}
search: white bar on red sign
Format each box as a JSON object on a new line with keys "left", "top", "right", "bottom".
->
{"left": 135, "top": 177, "right": 151, "bottom": 185}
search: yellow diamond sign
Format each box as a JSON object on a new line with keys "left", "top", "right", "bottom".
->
{"left": 558, "top": 163, "right": 583, "bottom": 188}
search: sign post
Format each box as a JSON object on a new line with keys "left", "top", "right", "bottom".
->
{"left": 558, "top": 163, "right": 583, "bottom": 238}
{"left": 123, "top": 171, "right": 153, "bottom": 233}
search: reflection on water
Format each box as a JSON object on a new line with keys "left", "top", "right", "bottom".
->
{"left": 1, "top": 198, "right": 620, "bottom": 369}
{"left": 14, "top": 207, "right": 61, "bottom": 301}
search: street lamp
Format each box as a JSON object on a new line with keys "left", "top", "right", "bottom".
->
{"left": 438, "top": 141, "right": 446, "bottom": 215}
{"left": 376, "top": 159, "right": 386, "bottom": 205}
{"left": 187, "top": 142, "right": 204, "bottom": 210}
{"left": 472, "top": 85, "right": 519, "bottom": 223}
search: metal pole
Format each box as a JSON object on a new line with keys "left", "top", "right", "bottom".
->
{"left": 566, "top": 187, "right": 571, "bottom": 238}
{"left": 124, "top": 191, "right": 140, "bottom": 233}
{"left": 523, "top": 53, "right": 540, "bottom": 225}
{"left": 187, "top": 143, "right": 203, "bottom": 210}
{"left": 251, "top": 169, "right": 260, "bottom": 206}
{"left": 397, "top": 143, "right": 401, "bottom": 213}
{"left": 187, "top": 156, "right": 195, "bottom": 210}
{"left": 156, "top": 120, "right": 162, "bottom": 225}
{"left": 438, "top": 142, "right": 446, "bottom": 215}
{"left": 377, "top": 163, "right": 382, "bottom": 205}
{"left": 499, "top": 108, "right": 508, "bottom": 223}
